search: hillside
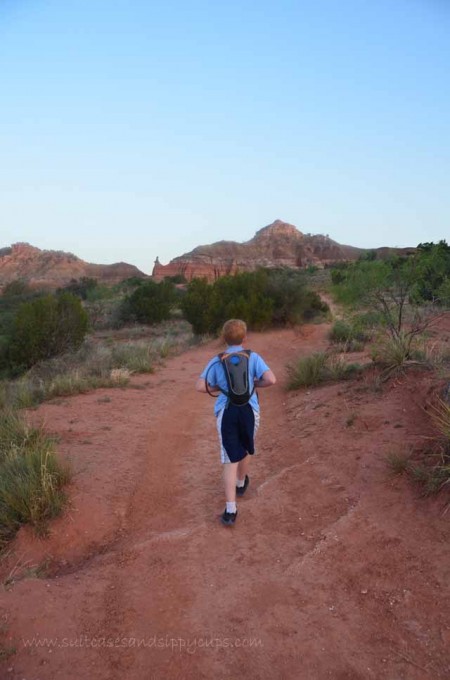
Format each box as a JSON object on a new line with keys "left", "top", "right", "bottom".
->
{"left": 152, "top": 219, "right": 400, "bottom": 282}
{"left": 0, "top": 243, "right": 147, "bottom": 291}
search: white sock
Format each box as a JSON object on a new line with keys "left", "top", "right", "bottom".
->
{"left": 236, "top": 478, "right": 246, "bottom": 488}
{"left": 226, "top": 502, "right": 237, "bottom": 514}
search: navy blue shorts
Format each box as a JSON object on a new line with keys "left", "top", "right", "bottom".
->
{"left": 216, "top": 403, "right": 260, "bottom": 464}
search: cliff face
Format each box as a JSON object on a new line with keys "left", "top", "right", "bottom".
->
{"left": 152, "top": 220, "right": 364, "bottom": 282}
{"left": 0, "top": 243, "right": 147, "bottom": 290}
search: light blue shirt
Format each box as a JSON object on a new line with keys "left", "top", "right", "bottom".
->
{"left": 200, "top": 345, "right": 270, "bottom": 415}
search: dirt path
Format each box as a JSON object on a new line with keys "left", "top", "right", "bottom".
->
{"left": 1, "top": 323, "right": 450, "bottom": 680}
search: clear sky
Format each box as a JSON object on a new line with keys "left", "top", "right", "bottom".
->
{"left": 1, "top": 0, "right": 449, "bottom": 274}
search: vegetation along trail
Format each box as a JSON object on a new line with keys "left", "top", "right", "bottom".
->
{"left": 1, "top": 322, "right": 450, "bottom": 680}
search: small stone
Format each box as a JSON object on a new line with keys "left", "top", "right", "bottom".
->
{"left": 361, "top": 588, "right": 368, "bottom": 594}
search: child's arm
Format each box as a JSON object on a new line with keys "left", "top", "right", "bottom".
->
{"left": 254, "top": 369, "right": 276, "bottom": 388}
{"left": 196, "top": 378, "right": 220, "bottom": 393}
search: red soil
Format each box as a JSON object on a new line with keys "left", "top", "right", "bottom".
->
{"left": 1, "top": 321, "right": 450, "bottom": 680}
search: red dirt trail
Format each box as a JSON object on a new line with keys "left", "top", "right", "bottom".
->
{"left": 1, "top": 323, "right": 450, "bottom": 680}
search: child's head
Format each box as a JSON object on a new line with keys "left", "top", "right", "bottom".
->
{"left": 222, "top": 319, "right": 247, "bottom": 346}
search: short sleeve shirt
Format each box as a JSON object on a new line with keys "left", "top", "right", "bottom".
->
{"left": 200, "top": 345, "right": 270, "bottom": 415}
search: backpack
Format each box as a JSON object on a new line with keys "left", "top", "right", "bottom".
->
{"left": 206, "top": 349, "right": 255, "bottom": 406}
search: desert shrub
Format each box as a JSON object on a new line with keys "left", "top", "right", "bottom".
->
{"left": 0, "top": 410, "right": 70, "bottom": 547}
{"left": 59, "top": 277, "right": 98, "bottom": 300}
{"left": 370, "top": 332, "right": 424, "bottom": 369}
{"left": 358, "top": 250, "right": 377, "bottom": 262}
{"left": 287, "top": 352, "right": 360, "bottom": 389}
{"left": 400, "top": 398, "right": 450, "bottom": 497}
{"left": 410, "top": 241, "right": 450, "bottom": 303}
{"left": 8, "top": 293, "right": 89, "bottom": 372}
{"left": 437, "top": 278, "right": 450, "bottom": 308}
{"left": 164, "top": 274, "right": 187, "bottom": 284}
{"left": 0, "top": 286, "right": 47, "bottom": 374}
{"left": 123, "top": 276, "right": 146, "bottom": 287}
{"left": 2, "top": 279, "right": 32, "bottom": 297}
{"left": 180, "top": 278, "right": 214, "bottom": 335}
{"left": 182, "top": 269, "right": 328, "bottom": 335}
{"left": 119, "top": 280, "right": 177, "bottom": 325}
{"left": 326, "top": 355, "right": 360, "bottom": 381}
{"left": 330, "top": 253, "right": 447, "bottom": 369}
{"left": 287, "top": 352, "right": 328, "bottom": 388}
{"left": 329, "top": 320, "right": 353, "bottom": 344}
{"left": 351, "top": 310, "right": 385, "bottom": 330}
{"left": 331, "top": 241, "right": 450, "bottom": 309}
{"left": 328, "top": 319, "right": 370, "bottom": 350}
{"left": 266, "top": 270, "right": 327, "bottom": 326}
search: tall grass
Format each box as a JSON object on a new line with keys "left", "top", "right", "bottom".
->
{"left": 430, "top": 398, "right": 450, "bottom": 443}
{"left": 394, "top": 399, "right": 450, "bottom": 497}
{"left": 287, "top": 352, "right": 361, "bottom": 389}
{"left": 0, "top": 410, "right": 70, "bottom": 549}
{"left": 370, "top": 332, "right": 424, "bottom": 369}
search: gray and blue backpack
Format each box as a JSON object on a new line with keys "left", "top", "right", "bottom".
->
{"left": 206, "top": 349, "right": 255, "bottom": 406}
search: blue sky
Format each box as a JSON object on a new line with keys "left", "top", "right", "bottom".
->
{"left": 1, "top": 0, "right": 449, "bottom": 273}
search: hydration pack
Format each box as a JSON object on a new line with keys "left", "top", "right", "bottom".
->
{"left": 206, "top": 349, "right": 255, "bottom": 406}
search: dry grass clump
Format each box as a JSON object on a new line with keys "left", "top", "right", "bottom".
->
{"left": 390, "top": 397, "right": 450, "bottom": 497}
{"left": 0, "top": 410, "right": 70, "bottom": 549}
{"left": 287, "top": 352, "right": 361, "bottom": 389}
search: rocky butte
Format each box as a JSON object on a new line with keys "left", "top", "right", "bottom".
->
{"left": 152, "top": 220, "right": 364, "bottom": 282}
{"left": 0, "top": 242, "right": 147, "bottom": 291}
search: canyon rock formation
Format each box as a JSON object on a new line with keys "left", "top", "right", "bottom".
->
{"left": 0, "top": 243, "right": 147, "bottom": 291}
{"left": 152, "top": 220, "right": 364, "bottom": 282}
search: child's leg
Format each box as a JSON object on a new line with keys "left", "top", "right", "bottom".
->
{"left": 237, "top": 453, "right": 250, "bottom": 482}
{"left": 223, "top": 462, "right": 239, "bottom": 502}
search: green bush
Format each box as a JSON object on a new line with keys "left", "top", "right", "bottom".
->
{"left": 182, "top": 269, "right": 328, "bottom": 335}
{"left": 437, "top": 278, "right": 450, "bottom": 307}
{"left": 0, "top": 286, "right": 47, "bottom": 374}
{"left": 8, "top": 293, "right": 89, "bottom": 371}
{"left": 266, "top": 270, "right": 327, "bottom": 326}
{"left": 331, "top": 241, "right": 450, "bottom": 309}
{"left": 59, "top": 277, "right": 98, "bottom": 300}
{"left": 180, "top": 278, "right": 214, "bottom": 335}
{"left": 2, "top": 279, "right": 32, "bottom": 297}
{"left": 328, "top": 319, "right": 370, "bottom": 347}
{"left": 164, "top": 274, "right": 187, "bottom": 284}
{"left": 329, "top": 320, "right": 353, "bottom": 343}
{"left": 119, "top": 280, "right": 177, "bottom": 325}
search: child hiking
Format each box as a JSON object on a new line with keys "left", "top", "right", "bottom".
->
{"left": 196, "top": 319, "right": 276, "bottom": 526}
